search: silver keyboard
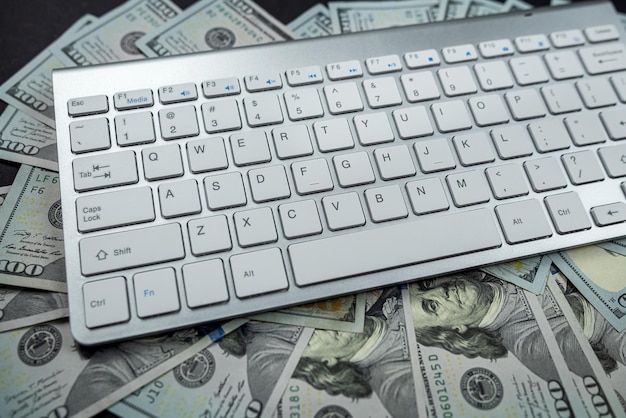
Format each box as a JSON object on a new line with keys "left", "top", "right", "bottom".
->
{"left": 53, "top": 1, "right": 626, "bottom": 345}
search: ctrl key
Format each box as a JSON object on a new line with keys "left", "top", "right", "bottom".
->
{"left": 83, "top": 277, "right": 130, "bottom": 328}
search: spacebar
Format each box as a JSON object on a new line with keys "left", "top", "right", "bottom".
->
{"left": 288, "top": 208, "right": 502, "bottom": 286}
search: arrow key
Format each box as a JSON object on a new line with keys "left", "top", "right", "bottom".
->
{"left": 600, "top": 108, "right": 626, "bottom": 140}
{"left": 591, "top": 202, "right": 626, "bottom": 226}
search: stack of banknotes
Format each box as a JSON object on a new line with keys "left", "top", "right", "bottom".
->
{"left": 1, "top": 0, "right": 626, "bottom": 417}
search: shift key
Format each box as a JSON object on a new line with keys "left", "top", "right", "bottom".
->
{"left": 80, "top": 223, "right": 184, "bottom": 276}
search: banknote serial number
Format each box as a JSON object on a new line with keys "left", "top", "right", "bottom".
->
{"left": 428, "top": 355, "right": 453, "bottom": 417}
{"left": 286, "top": 385, "right": 302, "bottom": 418}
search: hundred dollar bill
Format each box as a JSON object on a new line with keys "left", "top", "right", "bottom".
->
{"left": 136, "top": 0, "right": 295, "bottom": 58}
{"left": 599, "top": 237, "right": 626, "bottom": 257}
{"left": 0, "top": 106, "right": 58, "bottom": 171}
{"left": 110, "top": 323, "right": 313, "bottom": 418}
{"left": 501, "top": 0, "right": 533, "bottom": 12}
{"left": 329, "top": 0, "right": 437, "bottom": 34}
{"left": 0, "top": 165, "right": 66, "bottom": 292}
{"left": 250, "top": 293, "right": 365, "bottom": 332}
{"left": 0, "top": 286, "right": 68, "bottom": 332}
{"left": 548, "top": 272, "right": 626, "bottom": 411}
{"left": 0, "top": 185, "right": 10, "bottom": 206}
{"left": 621, "top": 13, "right": 626, "bottom": 31}
{"left": 276, "top": 287, "right": 423, "bottom": 418}
{"left": 288, "top": 3, "right": 332, "bottom": 38}
{"left": 551, "top": 246, "right": 626, "bottom": 332}
{"left": 480, "top": 254, "right": 551, "bottom": 294}
{"left": 438, "top": 0, "right": 470, "bottom": 20}
{"left": 466, "top": 0, "right": 505, "bottom": 17}
{"left": 0, "top": 15, "right": 97, "bottom": 128}
{"left": 402, "top": 270, "right": 593, "bottom": 417}
{"left": 53, "top": 0, "right": 182, "bottom": 66}
{"left": 0, "top": 318, "right": 245, "bottom": 418}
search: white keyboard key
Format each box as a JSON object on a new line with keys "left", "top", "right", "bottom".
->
{"left": 204, "top": 172, "right": 247, "bottom": 210}
{"left": 248, "top": 165, "right": 291, "bottom": 202}
{"left": 392, "top": 106, "right": 433, "bottom": 139}
{"left": 524, "top": 157, "right": 568, "bottom": 192}
{"left": 473, "top": 61, "right": 514, "bottom": 91}
{"left": 289, "top": 208, "right": 501, "bottom": 286}
{"left": 76, "top": 186, "right": 154, "bottom": 232}
{"left": 490, "top": 125, "right": 534, "bottom": 159}
{"left": 230, "top": 131, "right": 271, "bottom": 166}
{"left": 202, "top": 77, "right": 240, "bottom": 98}
{"left": 584, "top": 24, "right": 620, "bottom": 43}
{"left": 540, "top": 84, "right": 583, "bottom": 114}
{"left": 576, "top": 78, "right": 618, "bottom": 109}
{"left": 186, "top": 137, "right": 228, "bottom": 173}
{"left": 322, "top": 192, "right": 366, "bottom": 231}
{"left": 468, "top": 94, "right": 509, "bottom": 127}
{"left": 591, "top": 202, "right": 626, "bottom": 226}
{"left": 374, "top": 145, "right": 416, "bottom": 180}
{"left": 564, "top": 114, "right": 607, "bottom": 146}
{"left": 284, "top": 88, "right": 324, "bottom": 121}
{"left": 414, "top": 137, "right": 456, "bottom": 173}
{"left": 79, "top": 223, "right": 184, "bottom": 276}
{"left": 230, "top": 248, "right": 288, "bottom": 298}
{"left": 115, "top": 112, "right": 155, "bottom": 146}
{"left": 505, "top": 89, "right": 547, "bottom": 120}
{"left": 183, "top": 259, "right": 229, "bottom": 308}
{"left": 545, "top": 192, "right": 591, "bottom": 234}
{"left": 324, "top": 82, "right": 364, "bottom": 114}
{"left": 244, "top": 94, "right": 284, "bottom": 127}
{"left": 159, "top": 179, "right": 202, "bottom": 218}
{"left": 598, "top": 143, "right": 626, "bottom": 178}
{"left": 406, "top": 177, "right": 449, "bottom": 215}
{"left": 291, "top": 158, "right": 334, "bottom": 194}
{"left": 70, "top": 118, "right": 110, "bottom": 153}
{"left": 313, "top": 118, "right": 354, "bottom": 152}
{"left": 600, "top": 108, "right": 626, "bottom": 140}
{"left": 400, "top": 72, "right": 440, "bottom": 102}
{"left": 611, "top": 73, "right": 626, "bottom": 102}
{"left": 495, "top": 199, "right": 552, "bottom": 244}
{"left": 354, "top": 112, "right": 394, "bottom": 145}
{"left": 363, "top": 77, "right": 402, "bottom": 108}
{"left": 438, "top": 66, "right": 477, "bottom": 96}
{"left": 286, "top": 65, "right": 323, "bottom": 86}
{"left": 158, "top": 83, "right": 197, "bottom": 104}
{"left": 453, "top": 132, "right": 496, "bottom": 166}
{"left": 364, "top": 184, "right": 408, "bottom": 222}
{"left": 278, "top": 199, "right": 323, "bottom": 238}
{"left": 514, "top": 34, "right": 550, "bottom": 52}
{"left": 509, "top": 56, "right": 549, "bottom": 85}
{"left": 446, "top": 170, "right": 490, "bottom": 207}
{"left": 272, "top": 125, "right": 314, "bottom": 159}
{"left": 159, "top": 105, "right": 199, "bottom": 139}
{"left": 561, "top": 150, "right": 605, "bottom": 185}
{"left": 202, "top": 100, "right": 242, "bottom": 133}
{"left": 83, "top": 277, "right": 129, "bottom": 328}
{"left": 326, "top": 60, "right": 363, "bottom": 80}
{"left": 485, "top": 164, "right": 529, "bottom": 199}
{"left": 528, "top": 120, "right": 572, "bottom": 153}
{"left": 187, "top": 215, "right": 232, "bottom": 255}
{"left": 244, "top": 73, "right": 282, "bottom": 91}
{"left": 550, "top": 29, "right": 585, "bottom": 48}
{"left": 578, "top": 43, "right": 626, "bottom": 74}
{"left": 73, "top": 150, "right": 138, "bottom": 192}
{"left": 333, "top": 151, "right": 375, "bottom": 187}
{"left": 478, "top": 39, "right": 514, "bottom": 58}
{"left": 404, "top": 49, "right": 440, "bottom": 69}
{"left": 234, "top": 207, "right": 278, "bottom": 247}
{"left": 134, "top": 267, "right": 180, "bottom": 318}
{"left": 68, "top": 94, "right": 108, "bottom": 117}
{"left": 544, "top": 51, "right": 584, "bottom": 80}
{"left": 441, "top": 44, "right": 478, "bottom": 63}
{"left": 142, "top": 143, "right": 183, "bottom": 180}
{"left": 114, "top": 88, "right": 153, "bottom": 110}
{"left": 431, "top": 100, "right": 472, "bottom": 132}
{"left": 365, "top": 54, "right": 402, "bottom": 74}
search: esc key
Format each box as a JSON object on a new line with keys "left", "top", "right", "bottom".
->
{"left": 68, "top": 94, "right": 109, "bottom": 117}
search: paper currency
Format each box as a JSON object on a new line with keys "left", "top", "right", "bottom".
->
{"left": 0, "top": 15, "right": 97, "bottom": 127}
{"left": 599, "top": 237, "right": 626, "bottom": 257}
{"left": 501, "top": 0, "right": 533, "bottom": 12}
{"left": 466, "top": 0, "right": 504, "bottom": 17}
{"left": 276, "top": 287, "right": 423, "bottom": 418}
{"left": 329, "top": 0, "right": 437, "bottom": 34}
{"left": 0, "top": 107, "right": 58, "bottom": 171}
{"left": 402, "top": 270, "right": 595, "bottom": 416}
{"left": 480, "top": 254, "right": 551, "bottom": 294}
{"left": 0, "top": 165, "right": 66, "bottom": 292}
{"left": 250, "top": 293, "right": 365, "bottom": 332}
{"left": 438, "top": 0, "right": 469, "bottom": 20}
{"left": 287, "top": 3, "right": 332, "bottom": 38}
{"left": 53, "top": 0, "right": 182, "bottom": 66}
{"left": 0, "top": 318, "right": 244, "bottom": 418}
{"left": 551, "top": 246, "right": 626, "bottom": 332}
{"left": 136, "top": 0, "right": 294, "bottom": 57}
{"left": 0, "top": 185, "right": 10, "bottom": 207}
{"left": 0, "top": 286, "right": 68, "bottom": 332}
{"left": 110, "top": 323, "right": 313, "bottom": 418}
